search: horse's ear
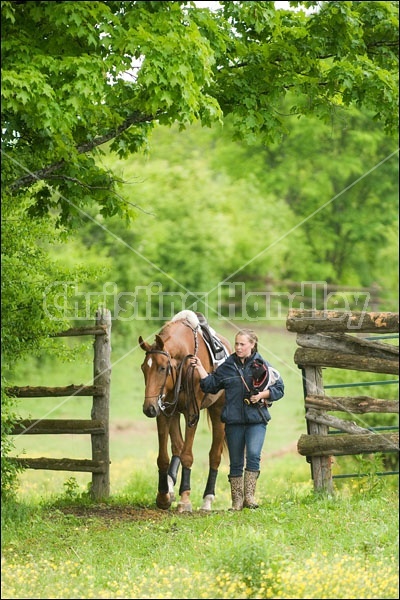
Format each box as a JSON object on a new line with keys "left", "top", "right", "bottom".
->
{"left": 155, "top": 334, "right": 164, "bottom": 350}
{"left": 138, "top": 336, "right": 151, "bottom": 352}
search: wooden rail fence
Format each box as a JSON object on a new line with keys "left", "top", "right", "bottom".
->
{"left": 6, "top": 308, "right": 111, "bottom": 500}
{"left": 286, "top": 309, "right": 399, "bottom": 493}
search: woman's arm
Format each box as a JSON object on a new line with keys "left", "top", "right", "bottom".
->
{"left": 190, "top": 356, "right": 226, "bottom": 395}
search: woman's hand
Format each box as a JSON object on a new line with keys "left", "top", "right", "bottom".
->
{"left": 249, "top": 394, "right": 262, "bottom": 404}
{"left": 250, "top": 390, "right": 270, "bottom": 404}
{"left": 190, "top": 356, "right": 200, "bottom": 368}
{"left": 190, "top": 356, "right": 208, "bottom": 379}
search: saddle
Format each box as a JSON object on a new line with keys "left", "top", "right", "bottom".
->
{"left": 195, "top": 312, "right": 227, "bottom": 363}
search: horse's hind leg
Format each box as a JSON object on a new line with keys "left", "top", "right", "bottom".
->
{"left": 201, "top": 402, "right": 226, "bottom": 511}
{"left": 201, "top": 466, "right": 219, "bottom": 511}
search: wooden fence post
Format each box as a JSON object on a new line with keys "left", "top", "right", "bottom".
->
{"left": 91, "top": 308, "right": 111, "bottom": 500}
{"left": 302, "top": 366, "right": 334, "bottom": 495}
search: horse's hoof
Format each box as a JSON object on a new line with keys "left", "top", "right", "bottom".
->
{"left": 200, "top": 494, "right": 215, "bottom": 512}
{"left": 156, "top": 494, "right": 171, "bottom": 510}
{"left": 177, "top": 501, "right": 192, "bottom": 513}
{"left": 167, "top": 476, "right": 176, "bottom": 503}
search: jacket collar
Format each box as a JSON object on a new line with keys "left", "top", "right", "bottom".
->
{"left": 234, "top": 350, "right": 257, "bottom": 367}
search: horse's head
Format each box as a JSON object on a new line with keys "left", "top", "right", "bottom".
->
{"left": 139, "top": 334, "right": 178, "bottom": 418}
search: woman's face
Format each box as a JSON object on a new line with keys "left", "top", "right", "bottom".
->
{"left": 235, "top": 334, "right": 254, "bottom": 360}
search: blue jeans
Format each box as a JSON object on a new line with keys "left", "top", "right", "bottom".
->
{"left": 225, "top": 422, "right": 267, "bottom": 477}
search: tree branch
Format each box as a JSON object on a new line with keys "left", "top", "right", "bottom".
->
{"left": 45, "top": 174, "right": 155, "bottom": 215}
{"left": 9, "top": 110, "right": 160, "bottom": 192}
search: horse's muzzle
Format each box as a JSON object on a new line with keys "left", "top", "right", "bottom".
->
{"left": 143, "top": 404, "right": 158, "bottom": 418}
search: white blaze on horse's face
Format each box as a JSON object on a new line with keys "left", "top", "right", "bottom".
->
{"left": 147, "top": 356, "right": 153, "bottom": 369}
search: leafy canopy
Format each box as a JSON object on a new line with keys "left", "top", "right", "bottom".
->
{"left": 2, "top": 1, "right": 398, "bottom": 225}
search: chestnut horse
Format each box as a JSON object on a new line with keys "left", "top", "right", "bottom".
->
{"left": 139, "top": 310, "right": 232, "bottom": 512}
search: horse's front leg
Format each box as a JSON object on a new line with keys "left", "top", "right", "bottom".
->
{"left": 156, "top": 414, "right": 173, "bottom": 509}
{"left": 167, "top": 413, "right": 183, "bottom": 503}
{"left": 177, "top": 418, "right": 197, "bottom": 513}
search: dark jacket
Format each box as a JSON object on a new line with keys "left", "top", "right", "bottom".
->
{"left": 200, "top": 351, "right": 284, "bottom": 425}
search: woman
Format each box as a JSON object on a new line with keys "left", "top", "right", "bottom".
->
{"left": 191, "top": 328, "right": 284, "bottom": 510}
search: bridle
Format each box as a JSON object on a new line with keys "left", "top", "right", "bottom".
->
{"left": 143, "top": 347, "right": 174, "bottom": 407}
{"left": 143, "top": 322, "right": 201, "bottom": 426}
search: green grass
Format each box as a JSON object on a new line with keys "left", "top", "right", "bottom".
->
{"left": 2, "top": 322, "right": 399, "bottom": 599}
{"left": 2, "top": 472, "right": 398, "bottom": 599}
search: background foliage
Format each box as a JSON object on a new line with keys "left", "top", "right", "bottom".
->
{"left": 1, "top": 0, "right": 399, "bottom": 496}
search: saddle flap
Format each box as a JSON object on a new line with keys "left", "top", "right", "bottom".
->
{"left": 195, "top": 312, "right": 226, "bottom": 361}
